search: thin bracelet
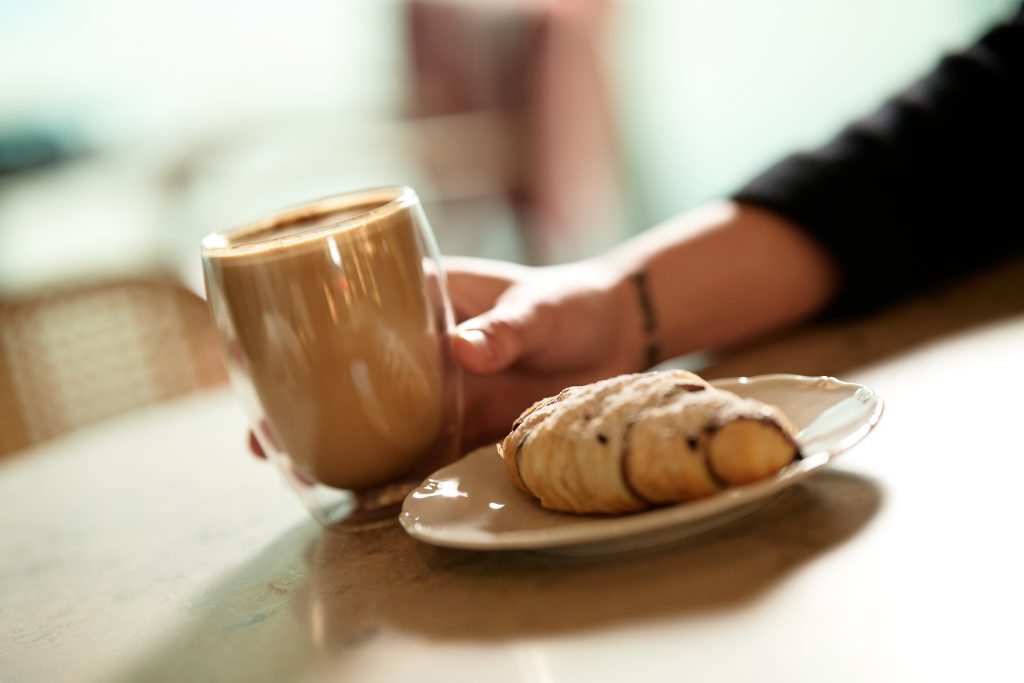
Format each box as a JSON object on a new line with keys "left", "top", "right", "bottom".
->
{"left": 631, "top": 271, "right": 661, "bottom": 368}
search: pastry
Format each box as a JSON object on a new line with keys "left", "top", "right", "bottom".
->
{"left": 498, "top": 370, "right": 800, "bottom": 514}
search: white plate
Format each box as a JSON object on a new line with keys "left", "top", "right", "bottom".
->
{"left": 399, "top": 374, "right": 884, "bottom": 557}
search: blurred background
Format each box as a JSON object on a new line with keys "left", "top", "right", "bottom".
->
{"left": 0, "top": 0, "right": 1017, "bottom": 451}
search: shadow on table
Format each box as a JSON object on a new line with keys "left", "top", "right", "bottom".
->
{"left": 101, "top": 520, "right": 323, "bottom": 683}
{"left": 301, "top": 469, "right": 881, "bottom": 644}
{"left": 105, "top": 470, "right": 880, "bottom": 683}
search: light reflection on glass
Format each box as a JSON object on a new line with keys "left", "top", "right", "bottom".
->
{"left": 326, "top": 236, "right": 343, "bottom": 267}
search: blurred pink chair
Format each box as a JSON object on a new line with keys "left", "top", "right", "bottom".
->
{"left": 409, "top": 0, "right": 625, "bottom": 263}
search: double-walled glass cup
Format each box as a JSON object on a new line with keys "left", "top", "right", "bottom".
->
{"left": 201, "top": 187, "right": 462, "bottom": 526}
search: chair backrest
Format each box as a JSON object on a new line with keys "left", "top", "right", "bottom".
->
{"left": 0, "top": 279, "right": 227, "bottom": 456}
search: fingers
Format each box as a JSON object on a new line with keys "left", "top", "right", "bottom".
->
{"left": 444, "top": 255, "right": 531, "bottom": 284}
{"left": 453, "top": 302, "right": 552, "bottom": 374}
{"left": 444, "top": 257, "right": 528, "bottom": 321}
{"left": 445, "top": 258, "right": 553, "bottom": 372}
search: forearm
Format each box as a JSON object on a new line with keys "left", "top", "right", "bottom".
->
{"left": 735, "top": 8, "right": 1024, "bottom": 315}
{"left": 601, "top": 200, "right": 839, "bottom": 363}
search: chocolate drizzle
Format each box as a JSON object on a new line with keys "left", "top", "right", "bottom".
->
{"left": 619, "top": 422, "right": 652, "bottom": 505}
{"left": 662, "top": 382, "right": 706, "bottom": 401}
{"left": 700, "top": 428, "right": 731, "bottom": 489}
{"left": 513, "top": 429, "right": 532, "bottom": 491}
{"left": 756, "top": 416, "right": 803, "bottom": 460}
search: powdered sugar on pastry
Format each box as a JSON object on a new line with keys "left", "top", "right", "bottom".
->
{"left": 499, "top": 370, "right": 799, "bottom": 514}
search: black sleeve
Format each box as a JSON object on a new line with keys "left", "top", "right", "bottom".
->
{"left": 734, "top": 7, "right": 1024, "bottom": 317}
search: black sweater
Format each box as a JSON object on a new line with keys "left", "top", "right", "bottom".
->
{"left": 735, "top": 6, "right": 1024, "bottom": 317}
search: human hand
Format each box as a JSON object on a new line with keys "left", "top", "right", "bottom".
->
{"left": 247, "top": 201, "right": 838, "bottom": 460}
{"left": 245, "top": 255, "right": 645, "bottom": 458}
{"left": 242, "top": 254, "right": 638, "bottom": 458}
{"left": 446, "top": 255, "right": 647, "bottom": 450}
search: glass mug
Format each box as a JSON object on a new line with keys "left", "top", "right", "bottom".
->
{"left": 201, "top": 187, "right": 463, "bottom": 526}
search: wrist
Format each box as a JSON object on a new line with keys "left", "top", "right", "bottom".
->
{"left": 586, "top": 254, "right": 660, "bottom": 373}
{"left": 594, "top": 200, "right": 839, "bottom": 364}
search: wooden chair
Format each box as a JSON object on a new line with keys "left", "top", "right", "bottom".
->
{"left": 0, "top": 279, "right": 227, "bottom": 456}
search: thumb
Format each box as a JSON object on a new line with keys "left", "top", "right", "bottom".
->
{"left": 452, "top": 303, "right": 551, "bottom": 374}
